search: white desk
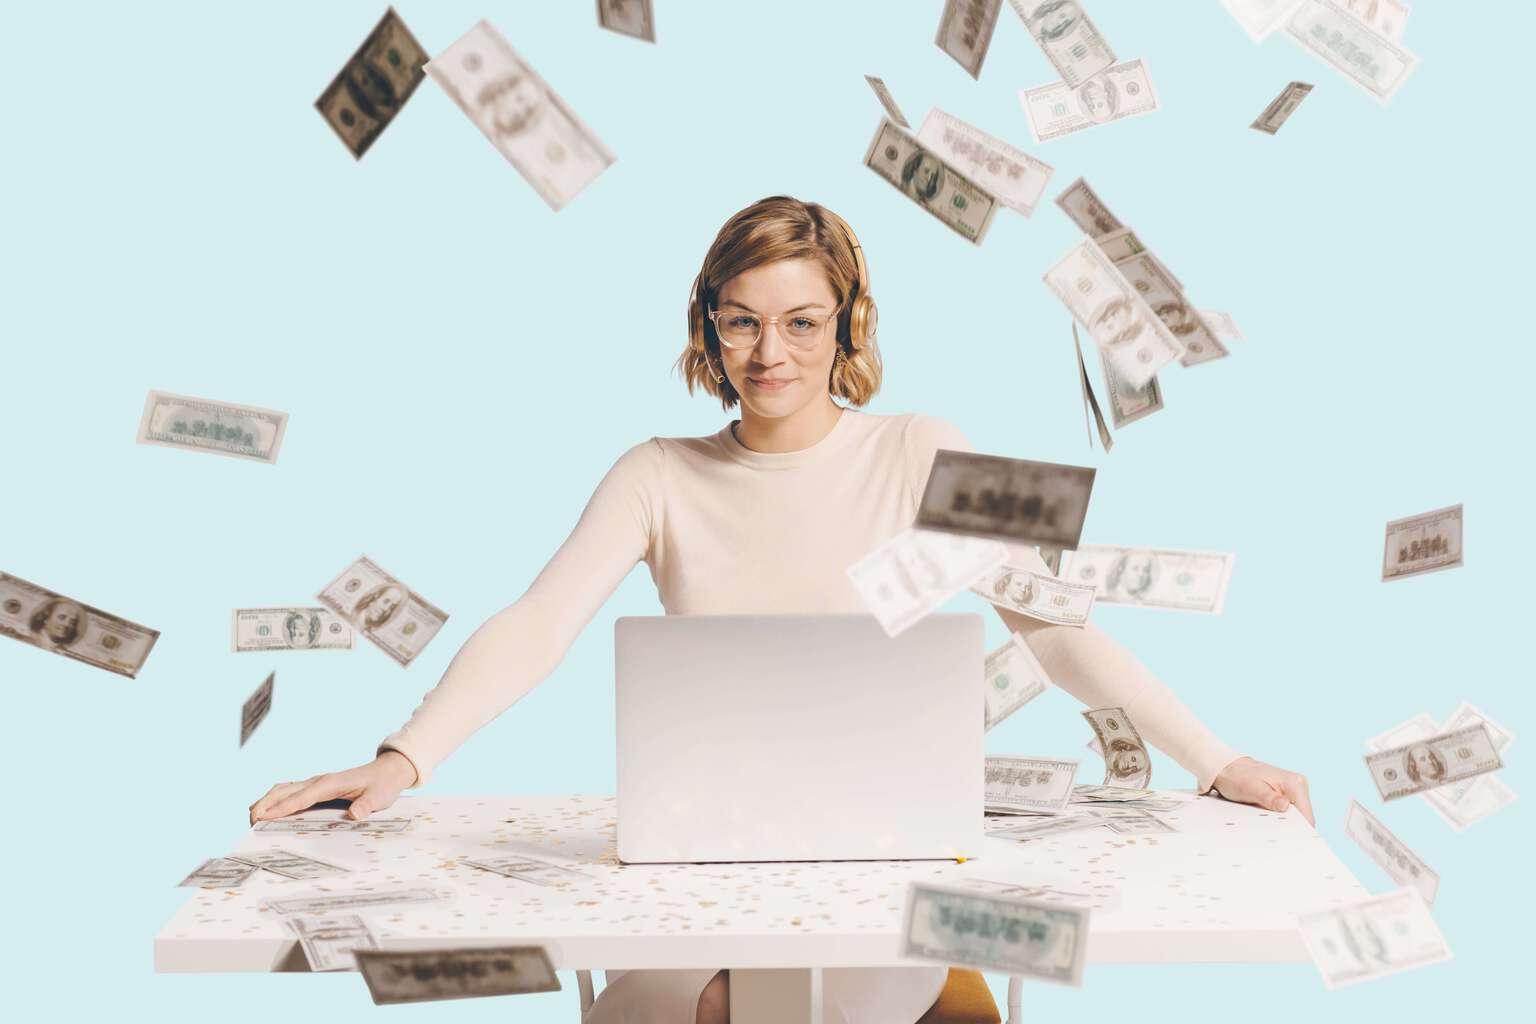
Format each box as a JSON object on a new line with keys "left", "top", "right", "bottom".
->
{"left": 155, "top": 794, "right": 1367, "bottom": 1022}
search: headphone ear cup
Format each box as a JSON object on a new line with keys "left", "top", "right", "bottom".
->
{"left": 847, "top": 294, "right": 876, "bottom": 350}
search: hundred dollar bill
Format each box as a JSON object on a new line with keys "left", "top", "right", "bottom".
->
{"left": 847, "top": 527, "right": 1007, "bottom": 638}
{"left": 1095, "top": 227, "right": 1185, "bottom": 292}
{"left": 917, "top": 450, "right": 1095, "bottom": 550}
{"left": 1044, "top": 239, "right": 1183, "bottom": 388}
{"left": 356, "top": 946, "right": 561, "bottom": 1005}
{"left": 136, "top": 390, "right": 288, "bottom": 464}
{"left": 178, "top": 857, "right": 257, "bottom": 888}
{"left": 1054, "top": 177, "right": 1121, "bottom": 238}
{"left": 1059, "top": 546, "right": 1235, "bottom": 615}
{"left": 935, "top": 0, "right": 1003, "bottom": 79}
{"left": 1020, "top": 58, "right": 1159, "bottom": 143}
{"left": 1098, "top": 344, "right": 1162, "bottom": 429}
{"left": 1196, "top": 309, "right": 1244, "bottom": 343}
{"left": 427, "top": 21, "right": 616, "bottom": 211}
{"left": 253, "top": 816, "right": 413, "bottom": 833}
{"left": 1363, "top": 712, "right": 1513, "bottom": 830}
{"left": 1072, "top": 325, "right": 1115, "bottom": 451}
{"left": 314, "top": 7, "right": 428, "bottom": 159}
{"left": 903, "top": 881, "right": 1088, "bottom": 985}
{"left": 232, "top": 608, "right": 353, "bottom": 652}
{"left": 985, "top": 756, "right": 1078, "bottom": 815}
{"left": 1220, "top": 0, "right": 1304, "bottom": 43}
{"left": 1434, "top": 703, "right": 1515, "bottom": 800}
{"left": 287, "top": 915, "right": 379, "bottom": 972}
{"left": 1344, "top": 800, "right": 1438, "bottom": 904}
{"left": 1284, "top": 0, "right": 1419, "bottom": 104}
{"left": 1109, "top": 251, "right": 1229, "bottom": 367}
{"left": 0, "top": 573, "right": 159, "bottom": 678}
{"left": 863, "top": 118, "right": 998, "bottom": 245}
{"left": 1007, "top": 1, "right": 1116, "bottom": 88}
{"left": 1071, "top": 783, "right": 1152, "bottom": 802}
{"left": 1365, "top": 723, "right": 1502, "bottom": 802}
{"left": 989, "top": 812, "right": 1103, "bottom": 842}
{"left": 318, "top": 555, "right": 448, "bottom": 667}
{"left": 915, "top": 108, "right": 1054, "bottom": 217}
{"left": 1296, "top": 887, "right": 1450, "bottom": 988}
{"left": 1094, "top": 809, "right": 1176, "bottom": 834}
{"left": 240, "top": 671, "right": 274, "bottom": 748}
{"left": 864, "top": 75, "right": 911, "bottom": 128}
{"left": 261, "top": 887, "right": 447, "bottom": 917}
{"left": 461, "top": 855, "right": 589, "bottom": 886}
{"left": 1341, "top": 0, "right": 1409, "bottom": 41}
{"left": 1082, "top": 707, "right": 1150, "bottom": 789}
{"left": 230, "top": 849, "right": 351, "bottom": 880}
{"left": 596, "top": 0, "right": 656, "bottom": 42}
{"left": 970, "top": 563, "right": 1096, "bottom": 627}
{"left": 984, "top": 632, "right": 1051, "bottom": 731}
{"left": 1381, "top": 503, "right": 1462, "bottom": 581}
{"left": 1250, "top": 81, "right": 1313, "bottom": 134}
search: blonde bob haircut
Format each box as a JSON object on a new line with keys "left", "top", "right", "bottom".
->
{"left": 677, "top": 195, "right": 882, "bottom": 411}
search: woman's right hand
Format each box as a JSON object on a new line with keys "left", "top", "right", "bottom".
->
{"left": 249, "top": 750, "right": 418, "bottom": 826}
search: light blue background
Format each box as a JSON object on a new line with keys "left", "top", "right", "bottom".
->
{"left": 1, "top": 0, "right": 1529, "bottom": 1019}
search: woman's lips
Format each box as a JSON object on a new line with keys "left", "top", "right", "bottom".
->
{"left": 748, "top": 376, "right": 794, "bottom": 390}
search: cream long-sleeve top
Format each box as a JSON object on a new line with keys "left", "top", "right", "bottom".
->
{"left": 377, "top": 408, "right": 1242, "bottom": 791}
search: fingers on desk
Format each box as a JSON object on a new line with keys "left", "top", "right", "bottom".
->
{"left": 250, "top": 777, "right": 326, "bottom": 822}
{"left": 1283, "top": 773, "right": 1315, "bottom": 826}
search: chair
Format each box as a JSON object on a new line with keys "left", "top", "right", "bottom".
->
{"left": 574, "top": 967, "right": 1018, "bottom": 1023}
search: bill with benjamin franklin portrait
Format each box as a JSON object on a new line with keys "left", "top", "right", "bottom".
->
{"left": 0, "top": 572, "right": 159, "bottom": 678}
{"left": 317, "top": 556, "right": 448, "bottom": 667}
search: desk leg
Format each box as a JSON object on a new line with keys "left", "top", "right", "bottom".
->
{"left": 1006, "top": 975, "right": 1022, "bottom": 1024}
{"left": 729, "top": 967, "right": 822, "bottom": 1024}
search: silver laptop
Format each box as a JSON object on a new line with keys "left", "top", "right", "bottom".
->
{"left": 614, "top": 613, "right": 984, "bottom": 864}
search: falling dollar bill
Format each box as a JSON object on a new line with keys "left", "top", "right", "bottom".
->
{"left": 253, "top": 816, "right": 413, "bottom": 833}
{"left": 984, "top": 632, "right": 1051, "bottom": 731}
{"left": 935, "top": 0, "right": 1004, "bottom": 79}
{"left": 230, "top": 850, "right": 351, "bottom": 880}
{"left": 1082, "top": 706, "right": 1150, "bottom": 789}
{"left": 1284, "top": 0, "right": 1419, "bottom": 104}
{"left": 1340, "top": 0, "right": 1409, "bottom": 41}
{"left": 1110, "top": 250, "right": 1229, "bottom": 367}
{"left": 915, "top": 108, "right": 1054, "bottom": 217}
{"left": 1072, "top": 325, "right": 1115, "bottom": 451}
{"left": 1296, "top": 888, "right": 1450, "bottom": 988}
{"left": 314, "top": 7, "right": 429, "bottom": 159}
{"left": 1365, "top": 709, "right": 1516, "bottom": 830}
{"left": 1020, "top": 58, "right": 1159, "bottom": 143}
{"left": 1381, "top": 503, "right": 1462, "bottom": 581}
{"left": 261, "top": 887, "right": 446, "bottom": 917}
{"left": 232, "top": 608, "right": 353, "bottom": 652}
{"left": 287, "top": 915, "right": 380, "bottom": 972}
{"left": 1044, "top": 239, "right": 1184, "bottom": 388}
{"left": 178, "top": 857, "right": 258, "bottom": 889}
{"left": 1055, "top": 177, "right": 1121, "bottom": 238}
{"left": 916, "top": 450, "right": 1095, "bottom": 550}
{"left": 461, "top": 855, "right": 589, "bottom": 886}
{"left": 1250, "top": 81, "right": 1314, "bottom": 133}
{"left": 0, "top": 572, "right": 159, "bottom": 678}
{"left": 1058, "top": 546, "right": 1235, "bottom": 614}
{"left": 864, "top": 75, "right": 911, "bottom": 128}
{"left": 355, "top": 946, "right": 561, "bottom": 1005}
{"left": 1196, "top": 309, "right": 1244, "bottom": 343}
{"left": 1220, "top": 0, "right": 1304, "bottom": 42}
{"left": 240, "top": 671, "right": 274, "bottom": 747}
{"left": 317, "top": 555, "right": 448, "bottom": 667}
{"left": 1097, "top": 344, "right": 1162, "bottom": 429}
{"left": 903, "top": 881, "right": 1089, "bottom": 985}
{"left": 428, "top": 20, "right": 616, "bottom": 211}
{"left": 596, "top": 0, "right": 656, "bottom": 42}
{"left": 985, "top": 756, "right": 1078, "bottom": 815}
{"left": 1365, "top": 723, "right": 1502, "bottom": 802}
{"left": 970, "top": 563, "right": 1095, "bottom": 627}
{"left": 135, "top": 390, "right": 288, "bottom": 464}
{"left": 863, "top": 118, "right": 999, "bottom": 245}
{"left": 847, "top": 527, "right": 1006, "bottom": 638}
{"left": 1344, "top": 800, "right": 1438, "bottom": 904}
{"left": 1007, "top": 0, "right": 1117, "bottom": 87}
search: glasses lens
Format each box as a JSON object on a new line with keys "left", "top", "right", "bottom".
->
{"left": 714, "top": 312, "right": 760, "bottom": 349}
{"left": 713, "top": 311, "right": 831, "bottom": 349}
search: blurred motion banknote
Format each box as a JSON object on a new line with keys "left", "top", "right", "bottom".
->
{"left": 1284, "top": 0, "right": 1418, "bottom": 104}
{"left": 0, "top": 572, "right": 159, "bottom": 678}
{"left": 1083, "top": 706, "right": 1151, "bottom": 789}
{"left": 355, "top": 946, "right": 560, "bottom": 1005}
{"left": 461, "top": 855, "right": 589, "bottom": 885}
{"left": 985, "top": 756, "right": 1078, "bottom": 815}
{"left": 917, "top": 451, "right": 1095, "bottom": 550}
{"left": 233, "top": 608, "right": 353, "bottom": 652}
{"left": 428, "top": 20, "right": 616, "bottom": 210}
{"left": 254, "top": 816, "right": 413, "bottom": 833}
{"left": 1020, "top": 58, "right": 1159, "bottom": 143}
{"left": 1220, "top": 0, "right": 1304, "bottom": 42}
{"left": 1044, "top": 238, "right": 1183, "bottom": 388}
{"left": 1367, "top": 706, "right": 1515, "bottom": 827}
{"left": 287, "top": 915, "right": 379, "bottom": 972}
{"left": 915, "top": 108, "right": 1053, "bottom": 216}
{"left": 1097, "top": 344, "right": 1162, "bottom": 429}
{"left": 984, "top": 632, "right": 1051, "bottom": 730}
{"left": 1250, "top": 81, "right": 1313, "bottom": 133}
{"left": 847, "top": 527, "right": 1006, "bottom": 637}
{"left": 864, "top": 118, "right": 998, "bottom": 244}
{"left": 1340, "top": 0, "right": 1409, "bottom": 40}
{"left": 318, "top": 555, "right": 448, "bottom": 666}
{"left": 1007, "top": 0, "right": 1116, "bottom": 87}
{"left": 935, "top": 0, "right": 1003, "bottom": 79}
{"left": 231, "top": 849, "right": 351, "bottom": 880}
{"left": 1055, "top": 176, "right": 1122, "bottom": 237}
{"left": 136, "top": 390, "right": 288, "bottom": 464}
{"left": 596, "top": 0, "right": 656, "bottom": 42}
{"left": 970, "top": 562, "right": 1095, "bottom": 626}
{"left": 261, "top": 887, "right": 446, "bottom": 916}
{"left": 1109, "top": 247, "right": 1228, "bottom": 367}
{"left": 314, "top": 7, "right": 428, "bottom": 158}
{"left": 1058, "top": 546, "right": 1235, "bottom": 614}
{"left": 864, "top": 75, "right": 911, "bottom": 127}
{"left": 903, "top": 881, "right": 1088, "bottom": 985}
{"left": 1381, "top": 503, "right": 1462, "bottom": 581}
{"left": 1364, "top": 723, "right": 1502, "bottom": 802}
{"left": 240, "top": 671, "right": 274, "bottom": 747}
{"left": 1296, "top": 888, "right": 1450, "bottom": 988}
{"left": 1344, "top": 799, "right": 1438, "bottom": 904}
{"left": 178, "top": 857, "right": 258, "bottom": 888}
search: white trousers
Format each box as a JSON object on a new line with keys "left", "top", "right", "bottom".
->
{"left": 588, "top": 965, "right": 948, "bottom": 1024}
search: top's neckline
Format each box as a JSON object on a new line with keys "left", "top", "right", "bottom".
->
{"left": 717, "top": 406, "right": 859, "bottom": 470}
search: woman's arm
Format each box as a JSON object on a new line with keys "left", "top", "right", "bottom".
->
{"left": 375, "top": 439, "right": 665, "bottom": 787}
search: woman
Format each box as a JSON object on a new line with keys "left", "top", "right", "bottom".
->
{"left": 250, "top": 195, "right": 1313, "bottom": 1024}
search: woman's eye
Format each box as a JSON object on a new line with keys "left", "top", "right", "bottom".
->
{"left": 789, "top": 317, "right": 818, "bottom": 333}
{"left": 725, "top": 316, "right": 757, "bottom": 330}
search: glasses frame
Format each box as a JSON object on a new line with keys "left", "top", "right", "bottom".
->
{"left": 706, "top": 306, "right": 839, "bottom": 351}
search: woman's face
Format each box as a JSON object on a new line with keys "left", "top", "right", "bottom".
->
{"left": 716, "top": 258, "right": 841, "bottom": 423}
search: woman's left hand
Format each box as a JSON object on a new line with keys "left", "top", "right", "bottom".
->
{"left": 1208, "top": 756, "right": 1315, "bottom": 825}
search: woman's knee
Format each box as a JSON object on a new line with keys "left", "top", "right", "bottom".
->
{"left": 695, "top": 969, "right": 729, "bottom": 1024}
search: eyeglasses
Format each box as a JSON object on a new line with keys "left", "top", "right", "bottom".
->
{"left": 707, "top": 307, "right": 835, "bottom": 351}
